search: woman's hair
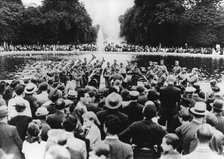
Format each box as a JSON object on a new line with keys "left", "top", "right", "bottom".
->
{"left": 26, "top": 121, "right": 41, "bottom": 143}
{"left": 82, "top": 111, "right": 100, "bottom": 126}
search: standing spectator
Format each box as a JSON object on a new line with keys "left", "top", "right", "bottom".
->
{"left": 76, "top": 89, "right": 89, "bottom": 114}
{"left": 0, "top": 82, "right": 6, "bottom": 106}
{"left": 24, "top": 82, "right": 39, "bottom": 118}
{"left": 119, "top": 101, "right": 166, "bottom": 159}
{"left": 46, "top": 98, "right": 66, "bottom": 129}
{"left": 121, "top": 91, "right": 144, "bottom": 124}
{"left": 182, "top": 124, "right": 223, "bottom": 159}
{"left": 103, "top": 62, "right": 112, "bottom": 88}
{"left": 8, "top": 84, "right": 32, "bottom": 120}
{"left": 0, "top": 106, "right": 23, "bottom": 159}
{"left": 211, "top": 99, "right": 224, "bottom": 135}
{"left": 35, "top": 82, "right": 49, "bottom": 107}
{"left": 22, "top": 121, "right": 47, "bottom": 159}
{"left": 45, "top": 145, "right": 71, "bottom": 159}
{"left": 137, "top": 85, "right": 148, "bottom": 106}
{"left": 103, "top": 115, "right": 133, "bottom": 159}
{"left": 173, "top": 61, "right": 181, "bottom": 76}
{"left": 82, "top": 111, "right": 101, "bottom": 150}
{"left": 176, "top": 102, "right": 207, "bottom": 155}
{"left": 35, "top": 107, "right": 51, "bottom": 141}
{"left": 97, "top": 92, "right": 129, "bottom": 138}
{"left": 8, "top": 103, "right": 32, "bottom": 140}
{"left": 160, "top": 133, "right": 181, "bottom": 159}
{"left": 159, "top": 75, "right": 181, "bottom": 129}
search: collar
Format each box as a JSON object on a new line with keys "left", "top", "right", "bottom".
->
{"left": 105, "top": 135, "right": 119, "bottom": 140}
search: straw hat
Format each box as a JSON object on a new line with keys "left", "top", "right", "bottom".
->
{"left": 105, "top": 92, "right": 122, "bottom": 109}
{"left": 24, "top": 83, "right": 37, "bottom": 95}
{"left": 190, "top": 102, "right": 207, "bottom": 116}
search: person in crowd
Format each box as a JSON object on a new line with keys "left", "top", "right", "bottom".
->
{"left": 86, "top": 91, "right": 102, "bottom": 114}
{"left": 46, "top": 98, "right": 66, "bottom": 129}
{"left": 181, "top": 124, "right": 224, "bottom": 159}
{"left": 89, "top": 142, "right": 110, "bottom": 159}
{"left": 97, "top": 92, "right": 129, "bottom": 138}
{"left": 189, "top": 112, "right": 224, "bottom": 155}
{"left": 136, "top": 85, "right": 148, "bottom": 106}
{"left": 8, "top": 102, "right": 32, "bottom": 140}
{"left": 168, "top": 99, "right": 192, "bottom": 133}
{"left": 22, "top": 121, "right": 47, "bottom": 159}
{"left": 160, "top": 133, "right": 181, "bottom": 159}
{"left": 35, "top": 82, "right": 49, "bottom": 107}
{"left": 76, "top": 88, "right": 89, "bottom": 114}
{"left": 159, "top": 75, "right": 181, "bottom": 129}
{"left": 103, "top": 62, "right": 112, "bottom": 88}
{"left": 44, "top": 89, "right": 62, "bottom": 114}
{"left": 121, "top": 91, "right": 144, "bottom": 124}
{"left": 0, "top": 82, "right": 6, "bottom": 106}
{"left": 61, "top": 115, "right": 87, "bottom": 159}
{"left": 45, "top": 145, "right": 71, "bottom": 159}
{"left": 211, "top": 99, "right": 224, "bottom": 134}
{"left": 175, "top": 102, "right": 207, "bottom": 155}
{"left": 24, "top": 82, "right": 39, "bottom": 118}
{"left": 0, "top": 105, "right": 23, "bottom": 159}
{"left": 82, "top": 111, "right": 101, "bottom": 150}
{"left": 103, "top": 115, "right": 133, "bottom": 159}
{"left": 173, "top": 61, "right": 181, "bottom": 76}
{"left": 119, "top": 101, "right": 166, "bottom": 159}
{"left": 187, "top": 68, "right": 199, "bottom": 86}
{"left": 8, "top": 84, "right": 32, "bottom": 120}
{"left": 35, "top": 107, "right": 51, "bottom": 141}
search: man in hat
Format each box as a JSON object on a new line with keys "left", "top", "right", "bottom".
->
{"left": 168, "top": 99, "right": 192, "bottom": 133}
{"left": 8, "top": 84, "right": 32, "bottom": 120}
{"left": 46, "top": 98, "right": 66, "bottom": 129}
{"left": 8, "top": 102, "right": 32, "bottom": 140}
{"left": 35, "top": 107, "right": 51, "bottom": 141}
{"left": 119, "top": 101, "right": 166, "bottom": 159}
{"left": 97, "top": 92, "right": 129, "bottom": 138}
{"left": 0, "top": 106, "right": 23, "bottom": 159}
{"left": 175, "top": 102, "right": 207, "bottom": 155}
{"left": 211, "top": 99, "right": 224, "bottom": 134}
{"left": 121, "top": 91, "right": 144, "bottom": 125}
{"left": 24, "top": 82, "right": 39, "bottom": 118}
{"left": 0, "top": 82, "right": 6, "bottom": 106}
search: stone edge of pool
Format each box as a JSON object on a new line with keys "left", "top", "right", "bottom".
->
{"left": 0, "top": 51, "right": 223, "bottom": 58}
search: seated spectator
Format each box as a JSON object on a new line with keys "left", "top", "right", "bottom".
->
{"left": 45, "top": 145, "right": 71, "bottom": 159}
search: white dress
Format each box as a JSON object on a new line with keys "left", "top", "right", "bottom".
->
{"left": 22, "top": 141, "right": 47, "bottom": 159}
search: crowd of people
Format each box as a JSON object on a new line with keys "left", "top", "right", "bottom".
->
{"left": 0, "top": 54, "right": 224, "bottom": 159}
{"left": 0, "top": 42, "right": 222, "bottom": 54}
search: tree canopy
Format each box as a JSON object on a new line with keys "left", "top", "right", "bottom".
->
{"left": 119, "top": 0, "right": 224, "bottom": 47}
{"left": 0, "top": 0, "right": 97, "bottom": 44}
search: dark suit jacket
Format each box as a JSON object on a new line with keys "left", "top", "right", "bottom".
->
{"left": 97, "top": 109, "right": 129, "bottom": 138}
{"left": 0, "top": 123, "right": 23, "bottom": 159}
{"left": 160, "top": 85, "right": 181, "bottom": 112}
{"left": 104, "top": 137, "right": 133, "bottom": 159}
{"left": 46, "top": 111, "right": 66, "bottom": 129}
{"left": 24, "top": 94, "right": 39, "bottom": 118}
{"left": 137, "top": 94, "right": 148, "bottom": 106}
{"left": 121, "top": 101, "right": 144, "bottom": 125}
{"left": 215, "top": 113, "right": 224, "bottom": 135}
{"left": 8, "top": 115, "right": 32, "bottom": 140}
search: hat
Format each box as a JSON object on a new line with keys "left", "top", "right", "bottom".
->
{"left": 35, "top": 107, "right": 49, "bottom": 116}
{"left": 129, "top": 91, "right": 140, "bottom": 97}
{"left": 67, "top": 89, "right": 77, "bottom": 99}
{"left": 185, "top": 87, "right": 196, "bottom": 93}
{"left": 25, "top": 83, "right": 37, "bottom": 94}
{"left": 190, "top": 102, "right": 207, "bottom": 116}
{"left": 136, "top": 86, "right": 145, "bottom": 94}
{"left": 105, "top": 92, "right": 122, "bottom": 109}
{"left": 0, "top": 105, "right": 8, "bottom": 118}
{"left": 211, "top": 99, "right": 224, "bottom": 111}
{"left": 49, "top": 89, "right": 62, "bottom": 102}
{"left": 38, "top": 82, "right": 48, "bottom": 91}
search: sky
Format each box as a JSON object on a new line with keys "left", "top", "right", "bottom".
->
{"left": 21, "top": 0, "right": 134, "bottom": 41}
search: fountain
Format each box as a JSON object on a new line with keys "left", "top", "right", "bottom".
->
{"left": 96, "top": 26, "right": 105, "bottom": 52}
